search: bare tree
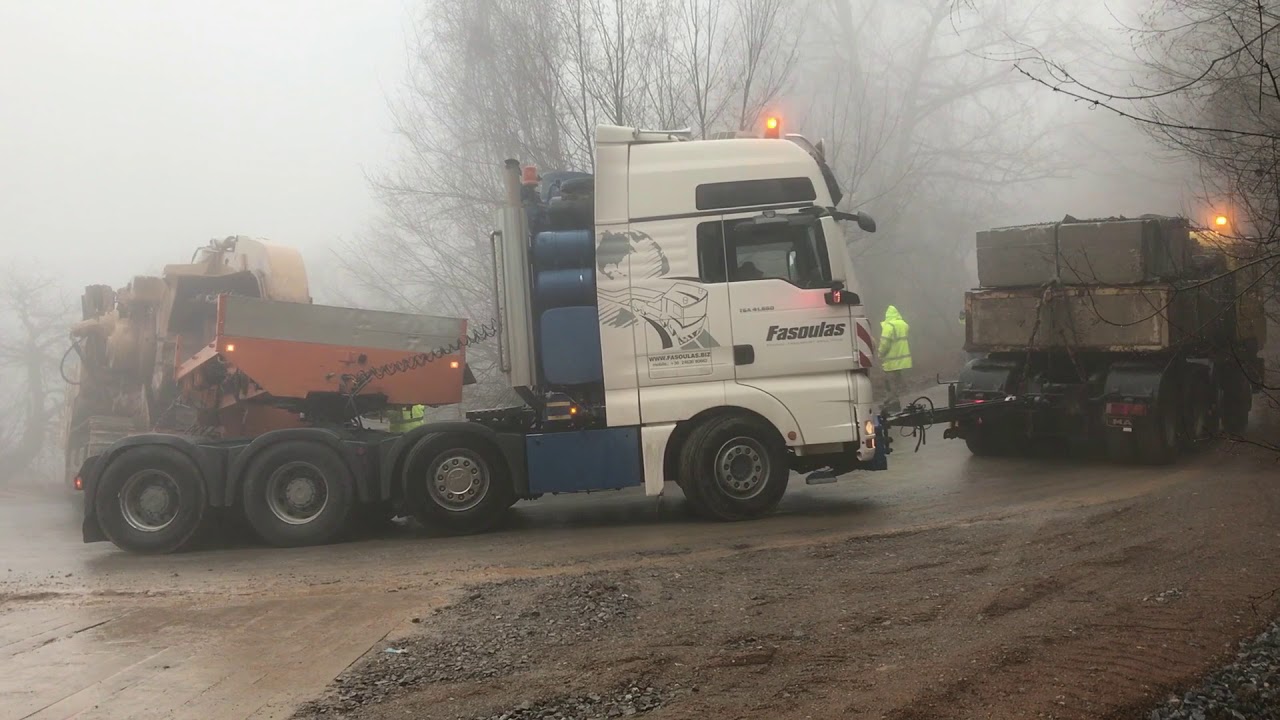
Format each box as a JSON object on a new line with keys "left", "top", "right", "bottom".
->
{"left": 1011, "top": 0, "right": 1280, "bottom": 427}
{"left": 793, "top": 0, "right": 1082, "bottom": 376}
{"left": 0, "top": 267, "right": 71, "bottom": 485}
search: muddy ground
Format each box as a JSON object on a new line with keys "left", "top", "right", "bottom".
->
{"left": 293, "top": 443, "right": 1280, "bottom": 720}
{"left": 3, "top": 430, "right": 1278, "bottom": 720}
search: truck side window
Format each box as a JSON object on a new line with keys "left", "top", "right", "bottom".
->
{"left": 697, "top": 218, "right": 831, "bottom": 289}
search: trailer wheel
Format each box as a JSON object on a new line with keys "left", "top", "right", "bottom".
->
{"left": 241, "top": 441, "right": 354, "bottom": 548}
{"left": 408, "top": 434, "right": 512, "bottom": 535}
{"left": 95, "top": 445, "right": 207, "bottom": 554}
{"left": 678, "top": 414, "right": 788, "bottom": 522}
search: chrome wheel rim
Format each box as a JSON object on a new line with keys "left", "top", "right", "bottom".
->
{"left": 265, "top": 461, "right": 329, "bottom": 525}
{"left": 714, "top": 436, "right": 770, "bottom": 500}
{"left": 120, "top": 470, "right": 181, "bottom": 532}
{"left": 428, "top": 450, "right": 489, "bottom": 512}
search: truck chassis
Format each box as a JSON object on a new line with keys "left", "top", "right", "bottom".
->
{"left": 889, "top": 343, "right": 1258, "bottom": 463}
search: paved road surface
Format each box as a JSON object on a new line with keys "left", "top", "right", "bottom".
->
{"left": 0, "top": 434, "right": 1272, "bottom": 719}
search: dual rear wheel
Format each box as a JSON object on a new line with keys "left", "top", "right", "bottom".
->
{"left": 96, "top": 440, "right": 356, "bottom": 553}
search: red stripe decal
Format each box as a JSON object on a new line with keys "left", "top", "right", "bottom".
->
{"left": 855, "top": 322, "right": 875, "bottom": 355}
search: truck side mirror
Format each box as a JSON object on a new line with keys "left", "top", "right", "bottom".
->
{"left": 831, "top": 209, "right": 877, "bottom": 233}
{"left": 824, "top": 281, "right": 861, "bottom": 306}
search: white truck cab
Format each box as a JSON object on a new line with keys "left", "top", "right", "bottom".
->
{"left": 486, "top": 123, "right": 887, "bottom": 522}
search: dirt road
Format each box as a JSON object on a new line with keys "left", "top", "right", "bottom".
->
{"left": 2, "top": 436, "right": 1278, "bottom": 720}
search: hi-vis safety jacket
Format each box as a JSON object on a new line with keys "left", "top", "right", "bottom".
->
{"left": 389, "top": 405, "right": 426, "bottom": 433}
{"left": 878, "top": 305, "right": 912, "bottom": 372}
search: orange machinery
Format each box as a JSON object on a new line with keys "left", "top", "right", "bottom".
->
{"left": 64, "top": 236, "right": 472, "bottom": 487}
{"left": 173, "top": 293, "right": 471, "bottom": 436}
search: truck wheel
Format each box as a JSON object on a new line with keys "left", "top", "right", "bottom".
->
{"left": 408, "top": 434, "right": 512, "bottom": 535}
{"left": 678, "top": 414, "right": 788, "bottom": 522}
{"left": 95, "top": 445, "right": 207, "bottom": 554}
{"left": 241, "top": 441, "right": 354, "bottom": 548}
{"left": 963, "top": 421, "right": 1011, "bottom": 457}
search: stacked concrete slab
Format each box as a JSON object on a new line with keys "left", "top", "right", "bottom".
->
{"left": 975, "top": 215, "right": 1191, "bottom": 288}
{"left": 966, "top": 216, "right": 1234, "bottom": 352}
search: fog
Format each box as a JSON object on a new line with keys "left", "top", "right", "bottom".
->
{"left": 0, "top": 0, "right": 1211, "bottom": 479}
{"left": 0, "top": 0, "right": 410, "bottom": 292}
{"left": 0, "top": 1, "right": 1197, "bottom": 296}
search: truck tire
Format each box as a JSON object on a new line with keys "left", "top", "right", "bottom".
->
{"left": 407, "top": 433, "right": 513, "bottom": 535}
{"left": 963, "top": 419, "right": 1014, "bottom": 457}
{"left": 241, "top": 441, "right": 355, "bottom": 548}
{"left": 95, "top": 445, "right": 207, "bottom": 554}
{"left": 677, "top": 414, "right": 789, "bottom": 522}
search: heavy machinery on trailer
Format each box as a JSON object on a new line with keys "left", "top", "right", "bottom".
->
{"left": 78, "top": 121, "right": 891, "bottom": 553}
{"left": 890, "top": 215, "right": 1266, "bottom": 463}
{"left": 63, "top": 236, "right": 314, "bottom": 489}
{"left": 71, "top": 236, "right": 475, "bottom": 552}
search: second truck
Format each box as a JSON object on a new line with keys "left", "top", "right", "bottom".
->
{"left": 893, "top": 214, "right": 1267, "bottom": 463}
{"left": 77, "top": 122, "right": 891, "bottom": 554}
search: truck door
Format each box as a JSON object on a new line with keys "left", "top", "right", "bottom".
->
{"left": 708, "top": 212, "right": 859, "bottom": 445}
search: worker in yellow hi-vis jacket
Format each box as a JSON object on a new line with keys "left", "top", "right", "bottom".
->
{"left": 389, "top": 405, "right": 426, "bottom": 433}
{"left": 878, "top": 305, "right": 912, "bottom": 412}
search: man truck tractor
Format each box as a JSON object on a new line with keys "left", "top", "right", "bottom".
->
{"left": 888, "top": 214, "right": 1267, "bottom": 463}
{"left": 78, "top": 122, "right": 890, "bottom": 554}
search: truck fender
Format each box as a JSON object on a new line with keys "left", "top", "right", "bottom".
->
{"left": 81, "top": 434, "right": 220, "bottom": 542}
{"left": 641, "top": 423, "right": 677, "bottom": 497}
{"left": 225, "top": 428, "right": 375, "bottom": 506}
{"left": 380, "top": 422, "right": 527, "bottom": 501}
{"left": 717, "top": 385, "right": 805, "bottom": 445}
{"left": 661, "top": 406, "right": 788, "bottom": 491}
{"left": 957, "top": 357, "right": 1022, "bottom": 398}
{"left": 1102, "top": 362, "right": 1166, "bottom": 403}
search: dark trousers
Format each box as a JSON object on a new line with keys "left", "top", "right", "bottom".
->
{"left": 883, "top": 370, "right": 909, "bottom": 411}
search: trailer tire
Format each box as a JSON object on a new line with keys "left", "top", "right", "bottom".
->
{"left": 95, "top": 445, "right": 207, "bottom": 554}
{"left": 241, "top": 441, "right": 355, "bottom": 548}
{"left": 678, "top": 413, "right": 788, "bottom": 522}
{"left": 408, "top": 434, "right": 512, "bottom": 535}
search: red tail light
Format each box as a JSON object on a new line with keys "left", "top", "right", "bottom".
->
{"left": 73, "top": 475, "right": 84, "bottom": 491}
{"left": 1105, "top": 402, "right": 1148, "bottom": 417}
